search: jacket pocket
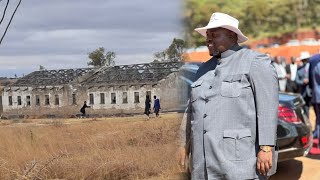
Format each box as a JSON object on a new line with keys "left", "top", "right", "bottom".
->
{"left": 190, "top": 79, "right": 203, "bottom": 101}
{"left": 191, "top": 79, "right": 203, "bottom": 88}
{"left": 220, "top": 74, "right": 242, "bottom": 98}
{"left": 223, "top": 128, "right": 254, "bottom": 161}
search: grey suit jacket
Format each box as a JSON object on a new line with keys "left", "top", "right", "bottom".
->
{"left": 180, "top": 48, "right": 279, "bottom": 180}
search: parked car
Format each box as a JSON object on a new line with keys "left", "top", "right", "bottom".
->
{"left": 286, "top": 39, "right": 300, "bottom": 46}
{"left": 255, "top": 44, "right": 268, "bottom": 49}
{"left": 178, "top": 63, "right": 313, "bottom": 161}
{"left": 301, "top": 38, "right": 319, "bottom": 46}
{"left": 268, "top": 42, "right": 280, "bottom": 48}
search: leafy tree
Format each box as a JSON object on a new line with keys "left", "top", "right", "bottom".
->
{"left": 183, "top": 0, "right": 320, "bottom": 47}
{"left": 167, "top": 38, "right": 186, "bottom": 62}
{"left": 154, "top": 38, "right": 186, "bottom": 62}
{"left": 184, "top": 0, "right": 219, "bottom": 47}
{"left": 39, "top": 65, "right": 46, "bottom": 71}
{"left": 152, "top": 59, "right": 161, "bottom": 63}
{"left": 154, "top": 51, "right": 167, "bottom": 62}
{"left": 88, "top": 47, "right": 116, "bottom": 67}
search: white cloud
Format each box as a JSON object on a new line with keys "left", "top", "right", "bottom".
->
{"left": 0, "top": 0, "right": 182, "bottom": 76}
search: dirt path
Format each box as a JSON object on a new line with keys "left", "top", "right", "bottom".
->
{"left": 163, "top": 108, "right": 320, "bottom": 180}
{"left": 269, "top": 108, "right": 320, "bottom": 180}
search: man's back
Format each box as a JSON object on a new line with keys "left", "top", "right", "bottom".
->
{"left": 309, "top": 54, "right": 320, "bottom": 103}
{"left": 154, "top": 99, "right": 160, "bottom": 108}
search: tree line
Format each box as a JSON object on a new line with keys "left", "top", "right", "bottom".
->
{"left": 84, "top": 38, "right": 186, "bottom": 68}
{"left": 184, "top": 0, "right": 320, "bottom": 47}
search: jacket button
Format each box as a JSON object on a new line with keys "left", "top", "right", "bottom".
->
{"left": 203, "top": 114, "right": 207, "bottom": 118}
{"left": 205, "top": 99, "right": 209, "bottom": 103}
{"left": 209, "top": 86, "right": 212, "bottom": 89}
{"left": 217, "top": 61, "right": 221, "bottom": 65}
{"left": 203, "top": 130, "right": 207, "bottom": 134}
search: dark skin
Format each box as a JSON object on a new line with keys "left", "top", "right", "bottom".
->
{"left": 178, "top": 27, "right": 273, "bottom": 176}
{"left": 206, "top": 27, "right": 237, "bottom": 56}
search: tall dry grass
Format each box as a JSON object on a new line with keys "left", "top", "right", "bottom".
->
{"left": 0, "top": 113, "right": 184, "bottom": 180}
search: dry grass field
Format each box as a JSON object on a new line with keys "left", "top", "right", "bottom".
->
{"left": 0, "top": 109, "right": 317, "bottom": 180}
{"left": 0, "top": 113, "right": 185, "bottom": 180}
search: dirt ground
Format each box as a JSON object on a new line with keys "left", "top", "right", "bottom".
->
{"left": 269, "top": 108, "right": 320, "bottom": 180}
{"left": 1, "top": 108, "right": 319, "bottom": 180}
{"left": 166, "top": 108, "right": 320, "bottom": 180}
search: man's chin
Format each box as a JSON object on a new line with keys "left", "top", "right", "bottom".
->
{"left": 209, "top": 51, "right": 220, "bottom": 57}
{"left": 209, "top": 51, "right": 216, "bottom": 56}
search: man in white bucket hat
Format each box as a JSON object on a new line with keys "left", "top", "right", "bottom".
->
{"left": 296, "top": 52, "right": 312, "bottom": 119}
{"left": 179, "top": 12, "right": 278, "bottom": 179}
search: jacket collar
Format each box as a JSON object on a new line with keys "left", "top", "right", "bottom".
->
{"left": 215, "top": 44, "right": 242, "bottom": 59}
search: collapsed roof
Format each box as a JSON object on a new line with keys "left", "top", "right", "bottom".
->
{"left": 11, "top": 62, "right": 183, "bottom": 87}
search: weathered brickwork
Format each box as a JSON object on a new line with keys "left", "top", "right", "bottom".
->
{"left": 1, "top": 62, "right": 183, "bottom": 118}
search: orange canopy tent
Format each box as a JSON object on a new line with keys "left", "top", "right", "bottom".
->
{"left": 257, "top": 45, "right": 320, "bottom": 63}
{"left": 183, "top": 51, "right": 211, "bottom": 63}
{"left": 184, "top": 45, "right": 320, "bottom": 63}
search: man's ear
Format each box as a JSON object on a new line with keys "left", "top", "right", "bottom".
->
{"left": 229, "top": 32, "right": 237, "bottom": 41}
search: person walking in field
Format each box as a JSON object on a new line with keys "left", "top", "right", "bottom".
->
{"left": 153, "top": 95, "right": 161, "bottom": 117}
{"left": 144, "top": 95, "right": 151, "bottom": 120}
{"left": 80, "top": 101, "right": 90, "bottom": 118}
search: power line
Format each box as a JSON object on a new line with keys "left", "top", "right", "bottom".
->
{"left": 0, "top": 0, "right": 22, "bottom": 45}
{"left": 0, "top": 0, "right": 9, "bottom": 25}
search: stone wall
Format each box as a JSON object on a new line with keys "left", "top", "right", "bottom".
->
{"left": 1, "top": 72, "right": 181, "bottom": 118}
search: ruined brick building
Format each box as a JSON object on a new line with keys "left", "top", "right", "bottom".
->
{"left": 0, "top": 62, "right": 183, "bottom": 118}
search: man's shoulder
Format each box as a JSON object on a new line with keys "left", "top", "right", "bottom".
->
{"left": 240, "top": 48, "right": 266, "bottom": 58}
{"left": 246, "top": 49, "right": 271, "bottom": 63}
{"left": 195, "top": 57, "right": 218, "bottom": 80}
{"left": 198, "top": 57, "right": 217, "bottom": 68}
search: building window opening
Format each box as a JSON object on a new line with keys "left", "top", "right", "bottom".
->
{"left": 72, "top": 93, "right": 77, "bottom": 105}
{"left": 55, "top": 95, "right": 59, "bottom": 105}
{"left": 89, "top": 93, "right": 94, "bottom": 105}
{"left": 36, "top": 95, "right": 40, "bottom": 106}
{"left": 17, "top": 96, "right": 22, "bottom": 105}
{"left": 8, "top": 96, "right": 12, "bottom": 106}
{"left": 122, "top": 92, "right": 128, "bottom": 104}
{"left": 111, "top": 93, "right": 116, "bottom": 104}
{"left": 26, "top": 96, "right": 31, "bottom": 106}
{"left": 146, "top": 91, "right": 151, "bottom": 98}
{"left": 134, "top": 92, "right": 140, "bottom": 103}
{"left": 100, "top": 93, "right": 105, "bottom": 104}
{"left": 45, "top": 95, "right": 50, "bottom": 105}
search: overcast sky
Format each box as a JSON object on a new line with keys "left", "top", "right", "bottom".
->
{"left": 0, "top": 0, "right": 182, "bottom": 77}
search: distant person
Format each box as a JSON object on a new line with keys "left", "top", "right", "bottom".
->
{"left": 153, "top": 95, "right": 161, "bottom": 117}
{"left": 144, "top": 95, "right": 151, "bottom": 119}
{"left": 309, "top": 54, "right": 320, "bottom": 140}
{"left": 285, "top": 57, "right": 298, "bottom": 93}
{"left": 272, "top": 56, "right": 287, "bottom": 91}
{"left": 80, "top": 101, "right": 91, "bottom": 118}
{"left": 296, "top": 53, "right": 312, "bottom": 118}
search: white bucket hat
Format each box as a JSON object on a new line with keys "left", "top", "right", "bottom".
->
{"left": 300, "top": 51, "right": 311, "bottom": 60}
{"left": 195, "top": 12, "right": 248, "bottom": 43}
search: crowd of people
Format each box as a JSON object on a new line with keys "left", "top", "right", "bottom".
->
{"left": 271, "top": 52, "right": 320, "bottom": 139}
{"left": 271, "top": 53, "right": 312, "bottom": 115}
